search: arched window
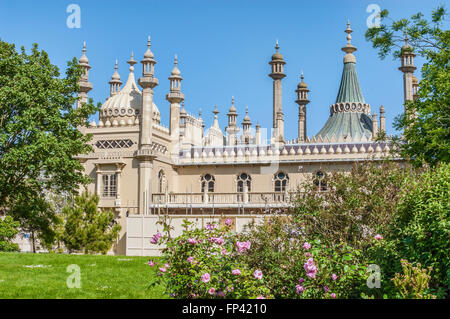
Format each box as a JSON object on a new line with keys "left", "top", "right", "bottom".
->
{"left": 201, "top": 174, "right": 215, "bottom": 193}
{"left": 274, "top": 171, "right": 289, "bottom": 192}
{"left": 313, "top": 171, "right": 327, "bottom": 191}
{"left": 237, "top": 173, "right": 251, "bottom": 192}
{"left": 158, "top": 170, "right": 166, "bottom": 193}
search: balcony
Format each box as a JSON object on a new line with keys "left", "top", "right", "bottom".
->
{"left": 149, "top": 191, "right": 298, "bottom": 212}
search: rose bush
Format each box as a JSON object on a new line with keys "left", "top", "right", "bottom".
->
{"left": 148, "top": 219, "right": 271, "bottom": 299}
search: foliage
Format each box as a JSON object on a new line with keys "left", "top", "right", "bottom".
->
{"left": 369, "top": 163, "right": 449, "bottom": 297}
{"left": 0, "top": 216, "right": 19, "bottom": 252}
{"left": 149, "top": 219, "right": 272, "bottom": 299}
{"left": 0, "top": 39, "right": 98, "bottom": 226}
{"left": 292, "top": 160, "right": 413, "bottom": 251}
{"left": 392, "top": 259, "right": 436, "bottom": 299}
{"left": 8, "top": 193, "right": 61, "bottom": 252}
{"left": 62, "top": 191, "right": 121, "bottom": 254}
{"left": 239, "top": 215, "right": 367, "bottom": 299}
{"left": 365, "top": 6, "right": 450, "bottom": 166}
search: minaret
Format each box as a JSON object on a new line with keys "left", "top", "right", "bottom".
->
{"left": 77, "top": 41, "right": 92, "bottom": 108}
{"left": 412, "top": 75, "right": 419, "bottom": 100}
{"left": 242, "top": 107, "right": 252, "bottom": 132}
{"left": 295, "top": 72, "right": 309, "bottom": 142}
{"left": 269, "top": 40, "right": 286, "bottom": 143}
{"left": 255, "top": 122, "right": 261, "bottom": 145}
{"left": 226, "top": 96, "right": 239, "bottom": 145}
{"left": 212, "top": 105, "right": 220, "bottom": 129}
{"left": 379, "top": 105, "right": 386, "bottom": 133}
{"left": 166, "top": 55, "right": 184, "bottom": 145}
{"left": 372, "top": 111, "right": 378, "bottom": 139}
{"left": 399, "top": 33, "right": 417, "bottom": 106}
{"left": 108, "top": 60, "right": 122, "bottom": 97}
{"left": 136, "top": 36, "right": 159, "bottom": 214}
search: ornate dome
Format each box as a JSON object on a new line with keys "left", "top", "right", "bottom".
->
{"left": 100, "top": 66, "right": 160, "bottom": 125}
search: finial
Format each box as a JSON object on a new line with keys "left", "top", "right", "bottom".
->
{"left": 199, "top": 108, "right": 202, "bottom": 118}
{"left": 83, "top": 41, "right": 86, "bottom": 54}
{"left": 232, "top": 96, "right": 235, "bottom": 105}
{"left": 127, "top": 52, "right": 137, "bottom": 71}
{"left": 345, "top": 20, "right": 353, "bottom": 45}
{"left": 275, "top": 39, "right": 279, "bottom": 51}
{"left": 213, "top": 105, "right": 219, "bottom": 115}
{"left": 174, "top": 54, "right": 178, "bottom": 65}
{"left": 147, "top": 35, "right": 151, "bottom": 48}
{"left": 115, "top": 59, "right": 118, "bottom": 70}
{"left": 245, "top": 106, "right": 249, "bottom": 114}
{"left": 301, "top": 71, "right": 304, "bottom": 81}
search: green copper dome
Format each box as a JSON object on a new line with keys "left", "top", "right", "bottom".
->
{"left": 335, "top": 62, "right": 365, "bottom": 103}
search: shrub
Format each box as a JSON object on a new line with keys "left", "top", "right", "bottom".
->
{"left": 62, "top": 191, "right": 121, "bottom": 254}
{"left": 149, "top": 219, "right": 271, "bottom": 299}
{"left": 0, "top": 215, "right": 20, "bottom": 252}
{"left": 239, "top": 216, "right": 367, "bottom": 299}
{"left": 392, "top": 259, "right": 436, "bottom": 299}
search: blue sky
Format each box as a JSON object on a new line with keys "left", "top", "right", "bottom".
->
{"left": 0, "top": 0, "right": 445, "bottom": 139}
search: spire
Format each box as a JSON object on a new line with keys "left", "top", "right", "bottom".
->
{"left": 212, "top": 105, "right": 220, "bottom": 129}
{"left": 109, "top": 59, "right": 122, "bottom": 96}
{"left": 335, "top": 21, "right": 364, "bottom": 103}
{"left": 144, "top": 35, "right": 154, "bottom": 59}
{"left": 77, "top": 41, "right": 92, "bottom": 107}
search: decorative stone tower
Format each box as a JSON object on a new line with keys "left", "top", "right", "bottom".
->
{"left": 166, "top": 54, "right": 184, "bottom": 150}
{"left": 136, "top": 36, "right": 158, "bottom": 214}
{"left": 241, "top": 107, "right": 252, "bottom": 144}
{"left": 108, "top": 60, "right": 122, "bottom": 97}
{"left": 379, "top": 105, "right": 386, "bottom": 133}
{"left": 399, "top": 34, "right": 417, "bottom": 105}
{"left": 226, "top": 96, "right": 240, "bottom": 145}
{"left": 77, "top": 41, "right": 93, "bottom": 108}
{"left": 269, "top": 40, "right": 286, "bottom": 144}
{"left": 372, "top": 111, "right": 378, "bottom": 139}
{"left": 295, "top": 72, "right": 309, "bottom": 142}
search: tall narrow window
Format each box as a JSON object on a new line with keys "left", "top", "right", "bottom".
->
{"left": 158, "top": 170, "right": 166, "bottom": 193}
{"left": 102, "top": 174, "right": 117, "bottom": 197}
{"left": 274, "top": 171, "right": 289, "bottom": 192}
{"left": 313, "top": 171, "right": 327, "bottom": 191}
{"left": 201, "top": 174, "right": 215, "bottom": 193}
{"left": 237, "top": 173, "right": 251, "bottom": 192}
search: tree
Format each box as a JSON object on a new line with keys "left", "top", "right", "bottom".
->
{"left": 0, "top": 39, "right": 98, "bottom": 212}
{"left": 365, "top": 6, "right": 450, "bottom": 167}
{"left": 62, "top": 191, "right": 121, "bottom": 254}
{"left": 0, "top": 215, "right": 20, "bottom": 252}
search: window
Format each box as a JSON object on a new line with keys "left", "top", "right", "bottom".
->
{"left": 274, "top": 171, "right": 289, "bottom": 192}
{"left": 158, "top": 170, "right": 166, "bottom": 193}
{"left": 102, "top": 174, "right": 117, "bottom": 197}
{"left": 237, "top": 173, "right": 251, "bottom": 192}
{"left": 201, "top": 174, "right": 215, "bottom": 193}
{"left": 313, "top": 171, "right": 327, "bottom": 191}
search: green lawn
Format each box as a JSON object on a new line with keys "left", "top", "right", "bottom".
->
{"left": 0, "top": 252, "right": 166, "bottom": 299}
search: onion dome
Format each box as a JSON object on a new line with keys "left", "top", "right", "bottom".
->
{"left": 228, "top": 96, "right": 237, "bottom": 113}
{"left": 144, "top": 36, "right": 154, "bottom": 59}
{"left": 316, "top": 21, "right": 373, "bottom": 141}
{"left": 111, "top": 60, "right": 121, "bottom": 80}
{"left": 297, "top": 72, "right": 308, "bottom": 89}
{"left": 171, "top": 54, "right": 181, "bottom": 77}
{"left": 100, "top": 52, "right": 160, "bottom": 125}
{"left": 271, "top": 40, "right": 284, "bottom": 61}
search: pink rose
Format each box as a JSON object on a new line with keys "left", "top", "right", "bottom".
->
{"left": 159, "top": 267, "right": 166, "bottom": 273}
{"left": 208, "top": 288, "right": 216, "bottom": 295}
{"left": 188, "top": 238, "right": 197, "bottom": 245}
{"left": 201, "top": 273, "right": 210, "bottom": 283}
{"left": 205, "top": 223, "right": 216, "bottom": 230}
{"left": 148, "top": 260, "right": 155, "bottom": 267}
{"left": 295, "top": 284, "right": 305, "bottom": 295}
{"left": 236, "top": 241, "right": 251, "bottom": 252}
{"left": 150, "top": 232, "right": 162, "bottom": 244}
{"left": 331, "top": 274, "right": 338, "bottom": 281}
{"left": 232, "top": 269, "right": 241, "bottom": 276}
{"left": 324, "top": 286, "right": 329, "bottom": 292}
{"left": 304, "top": 258, "right": 317, "bottom": 279}
{"left": 253, "top": 269, "right": 263, "bottom": 280}
{"left": 298, "top": 277, "right": 304, "bottom": 284}
{"left": 303, "top": 242, "right": 311, "bottom": 250}
{"left": 225, "top": 218, "right": 232, "bottom": 226}
{"left": 375, "top": 234, "right": 383, "bottom": 240}
{"left": 221, "top": 249, "right": 228, "bottom": 256}
{"left": 256, "top": 295, "right": 265, "bottom": 299}
{"left": 187, "top": 257, "right": 194, "bottom": 263}
{"left": 331, "top": 293, "right": 336, "bottom": 299}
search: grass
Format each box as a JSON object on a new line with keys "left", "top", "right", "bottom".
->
{"left": 0, "top": 252, "right": 167, "bottom": 299}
